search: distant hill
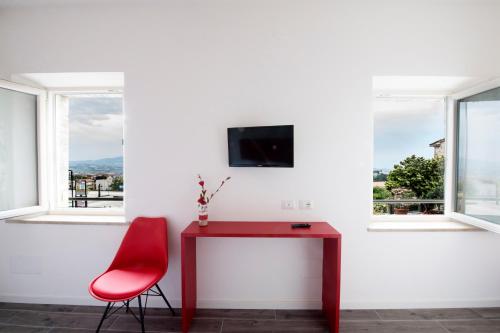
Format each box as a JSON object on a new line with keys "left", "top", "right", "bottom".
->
{"left": 70, "top": 156, "right": 123, "bottom": 175}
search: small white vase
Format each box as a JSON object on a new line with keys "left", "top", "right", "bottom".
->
{"left": 198, "top": 204, "right": 208, "bottom": 227}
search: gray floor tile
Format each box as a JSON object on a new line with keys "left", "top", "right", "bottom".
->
{"left": 1, "top": 303, "right": 499, "bottom": 333}
{"left": 471, "top": 307, "right": 500, "bottom": 319}
{"left": 110, "top": 315, "right": 221, "bottom": 332}
{"left": 49, "top": 329, "right": 130, "bottom": 332}
{"left": 341, "top": 310, "right": 380, "bottom": 321}
{"left": 142, "top": 307, "right": 179, "bottom": 317}
{"left": 108, "top": 314, "right": 178, "bottom": 332}
{"left": 71, "top": 304, "right": 179, "bottom": 317}
{"left": 8, "top": 311, "right": 114, "bottom": 330}
{"left": 48, "top": 329, "right": 94, "bottom": 333}
{"left": 340, "top": 320, "right": 448, "bottom": 333}
{"left": 0, "top": 303, "right": 75, "bottom": 313}
{"left": 69, "top": 305, "right": 108, "bottom": 314}
{"left": 196, "top": 309, "right": 274, "bottom": 320}
{"left": 376, "top": 308, "right": 481, "bottom": 320}
{"left": 221, "top": 319, "right": 329, "bottom": 332}
{"left": 189, "top": 319, "right": 223, "bottom": 332}
{"left": 439, "top": 319, "right": 500, "bottom": 333}
{"left": 275, "top": 309, "right": 324, "bottom": 321}
{"left": 0, "top": 309, "right": 17, "bottom": 324}
{"left": 0, "top": 325, "right": 50, "bottom": 332}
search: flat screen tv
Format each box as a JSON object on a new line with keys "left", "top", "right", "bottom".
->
{"left": 227, "top": 125, "right": 294, "bottom": 167}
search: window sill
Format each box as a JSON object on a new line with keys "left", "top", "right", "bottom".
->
{"left": 6, "top": 213, "right": 127, "bottom": 225}
{"left": 368, "top": 220, "right": 480, "bottom": 232}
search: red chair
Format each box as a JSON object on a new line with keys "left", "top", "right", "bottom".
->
{"left": 89, "top": 217, "right": 175, "bottom": 332}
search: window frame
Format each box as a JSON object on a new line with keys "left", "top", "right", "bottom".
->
{"left": 0, "top": 79, "right": 48, "bottom": 220}
{"left": 47, "top": 88, "right": 124, "bottom": 215}
{"left": 447, "top": 78, "right": 500, "bottom": 233}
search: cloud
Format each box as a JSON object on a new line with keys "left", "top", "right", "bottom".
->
{"left": 374, "top": 98, "right": 445, "bottom": 169}
{"left": 68, "top": 97, "right": 123, "bottom": 161}
{"left": 69, "top": 97, "right": 122, "bottom": 126}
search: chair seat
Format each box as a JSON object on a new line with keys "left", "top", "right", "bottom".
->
{"left": 90, "top": 267, "right": 164, "bottom": 301}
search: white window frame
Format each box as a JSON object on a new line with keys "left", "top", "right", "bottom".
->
{"left": 0, "top": 80, "right": 48, "bottom": 220}
{"left": 47, "top": 88, "right": 124, "bottom": 215}
{"left": 446, "top": 78, "right": 500, "bottom": 233}
{"left": 371, "top": 94, "right": 450, "bottom": 222}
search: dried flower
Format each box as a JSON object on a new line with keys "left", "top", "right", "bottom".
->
{"left": 196, "top": 174, "right": 231, "bottom": 206}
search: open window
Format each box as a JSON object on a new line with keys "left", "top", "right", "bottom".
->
{"left": 3, "top": 72, "right": 124, "bottom": 220}
{"left": 449, "top": 80, "right": 500, "bottom": 233}
{"left": 371, "top": 76, "right": 498, "bottom": 227}
{"left": 0, "top": 80, "right": 47, "bottom": 219}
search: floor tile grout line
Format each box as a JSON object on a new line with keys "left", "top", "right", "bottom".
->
{"left": 0, "top": 322, "right": 62, "bottom": 330}
{"left": 374, "top": 310, "right": 383, "bottom": 321}
{"left": 468, "top": 307, "right": 492, "bottom": 320}
{"left": 106, "top": 312, "right": 122, "bottom": 331}
{"left": 0, "top": 307, "right": 107, "bottom": 316}
{"left": 435, "top": 319, "right": 452, "bottom": 333}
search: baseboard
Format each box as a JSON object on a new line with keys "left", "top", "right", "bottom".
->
{"left": 196, "top": 298, "right": 322, "bottom": 309}
{"left": 341, "top": 299, "right": 500, "bottom": 309}
{"left": 0, "top": 294, "right": 320, "bottom": 309}
{"left": 2, "top": 294, "right": 500, "bottom": 310}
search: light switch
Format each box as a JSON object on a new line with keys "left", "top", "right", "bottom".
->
{"left": 299, "top": 200, "right": 314, "bottom": 210}
{"left": 281, "top": 200, "right": 295, "bottom": 209}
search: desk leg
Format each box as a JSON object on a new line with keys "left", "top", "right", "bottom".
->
{"left": 182, "top": 236, "right": 197, "bottom": 333}
{"left": 322, "top": 237, "right": 341, "bottom": 333}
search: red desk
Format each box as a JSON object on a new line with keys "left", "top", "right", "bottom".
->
{"left": 181, "top": 221, "right": 341, "bottom": 333}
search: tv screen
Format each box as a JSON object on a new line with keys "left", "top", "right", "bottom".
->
{"left": 227, "top": 125, "right": 294, "bottom": 167}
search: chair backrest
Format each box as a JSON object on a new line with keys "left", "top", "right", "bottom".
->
{"left": 109, "top": 217, "right": 168, "bottom": 274}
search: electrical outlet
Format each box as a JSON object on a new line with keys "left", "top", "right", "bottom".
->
{"left": 281, "top": 200, "right": 295, "bottom": 209}
{"left": 299, "top": 200, "right": 314, "bottom": 210}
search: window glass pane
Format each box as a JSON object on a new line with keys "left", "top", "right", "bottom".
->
{"left": 373, "top": 98, "right": 445, "bottom": 215}
{"left": 457, "top": 87, "right": 500, "bottom": 224}
{"left": 0, "top": 87, "right": 38, "bottom": 211}
{"left": 61, "top": 94, "right": 123, "bottom": 208}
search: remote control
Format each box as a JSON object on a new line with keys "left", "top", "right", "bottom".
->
{"left": 291, "top": 223, "right": 311, "bottom": 229}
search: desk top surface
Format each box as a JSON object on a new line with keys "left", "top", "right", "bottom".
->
{"left": 181, "top": 221, "right": 340, "bottom": 238}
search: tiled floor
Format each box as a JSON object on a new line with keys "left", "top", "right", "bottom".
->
{"left": 0, "top": 302, "right": 499, "bottom": 332}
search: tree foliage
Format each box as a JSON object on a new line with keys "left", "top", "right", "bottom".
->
{"left": 373, "top": 186, "right": 392, "bottom": 200}
{"left": 385, "top": 155, "right": 444, "bottom": 199}
{"left": 110, "top": 176, "right": 123, "bottom": 191}
{"left": 373, "top": 173, "right": 388, "bottom": 182}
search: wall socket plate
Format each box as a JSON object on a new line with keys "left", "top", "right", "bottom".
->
{"left": 281, "top": 200, "right": 295, "bottom": 209}
{"left": 299, "top": 200, "right": 314, "bottom": 210}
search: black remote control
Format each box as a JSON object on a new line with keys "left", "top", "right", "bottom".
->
{"left": 291, "top": 223, "right": 311, "bottom": 229}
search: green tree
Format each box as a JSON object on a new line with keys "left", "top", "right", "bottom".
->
{"left": 385, "top": 155, "right": 444, "bottom": 199}
{"left": 110, "top": 176, "right": 123, "bottom": 191}
{"left": 373, "top": 173, "right": 388, "bottom": 182}
{"left": 373, "top": 186, "right": 392, "bottom": 199}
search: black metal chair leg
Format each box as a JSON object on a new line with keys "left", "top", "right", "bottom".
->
{"left": 126, "top": 300, "right": 130, "bottom": 313}
{"left": 96, "top": 302, "right": 112, "bottom": 333}
{"left": 155, "top": 283, "right": 175, "bottom": 316}
{"left": 137, "top": 295, "right": 146, "bottom": 333}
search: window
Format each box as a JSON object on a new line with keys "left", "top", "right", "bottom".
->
{"left": 54, "top": 93, "right": 124, "bottom": 209}
{"left": 373, "top": 97, "right": 446, "bottom": 216}
{"left": 0, "top": 81, "right": 46, "bottom": 219}
{"left": 0, "top": 73, "right": 124, "bottom": 220}
{"left": 456, "top": 86, "right": 500, "bottom": 225}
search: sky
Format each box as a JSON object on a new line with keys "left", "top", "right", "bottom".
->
{"left": 374, "top": 98, "right": 445, "bottom": 171}
{"left": 69, "top": 96, "right": 123, "bottom": 161}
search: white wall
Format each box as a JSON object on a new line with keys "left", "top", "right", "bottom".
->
{"left": 1, "top": 0, "right": 500, "bottom": 309}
